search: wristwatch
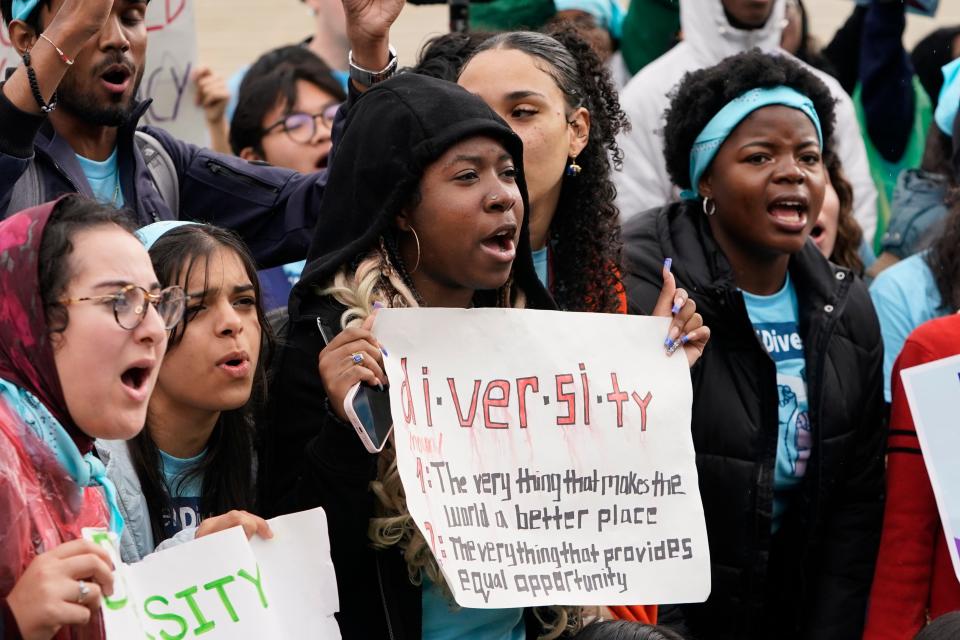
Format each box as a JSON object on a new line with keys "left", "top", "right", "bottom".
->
{"left": 348, "top": 45, "right": 398, "bottom": 87}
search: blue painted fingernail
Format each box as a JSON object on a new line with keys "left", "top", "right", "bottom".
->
{"left": 664, "top": 257, "right": 673, "bottom": 273}
{"left": 664, "top": 337, "right": 675, "bottom": 349}
{"left": 671, "top": 303, "right": 681, "bottom": 315}
{"left": 681, "top": 334, "right": 690, "bottom": 345}
{"left": 373, "top": 301, "right": 384, "bottom": 311}
{"left": 381, "top": 346, "right": 389, "bottom": 357}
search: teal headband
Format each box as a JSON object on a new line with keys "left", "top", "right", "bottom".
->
{"left": 11, "top": 0, "right": 40, "bottom": 21}
{"left": 136, "top": 221, "right": 200, "bottom": 250}
{"left": 553, "top": 0, "right": 625, "bottom": 40}
{"left": 935, "top": 57, "right": 960, "bottom": 137}
{"left": 681, "top": 86, "right": 824, "bottom": 200}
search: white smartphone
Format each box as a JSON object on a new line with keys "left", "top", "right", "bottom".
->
{"left": 343, "top": 382, "right": 394, "bottom": 453}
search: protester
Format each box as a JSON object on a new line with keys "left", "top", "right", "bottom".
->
{"left": 622, "top": 51, "right": 885, "bottom": 639}
{"left": 458, "top": 28, "right": 630, "bottom": 313}
{"left": 260, "top": 68, "right": 706, "bottom": 638}
{"left": 0, "top": 0, "right": 390, "bottom": 267}
{"left": 0, "top": 195, "right": 183, "bottom": 639}
{"left": 96, "top": 222, "right": 273, "bottom": 563}
{"left": 810, "top": 150, "right": 864, "bottom": 275}
{"left": 869, "top": 195, "right": 960, "bottom": 403}
{"left": 862, "top": 315, "right": 960, "bottom": 640}
{"left": 613, "top": 0, "right": 878, "bottom": 253}
{"left": 228, "top": 45, "right": 349, "bottom": 310}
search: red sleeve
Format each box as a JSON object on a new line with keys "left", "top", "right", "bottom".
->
{"left": 863, "top": 338, "right": 943, "bottom": 639}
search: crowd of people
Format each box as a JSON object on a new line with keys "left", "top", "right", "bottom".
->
{"left": 1, "top": 0, "right": 959, "bottom": 638}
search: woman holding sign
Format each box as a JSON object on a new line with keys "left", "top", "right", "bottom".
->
{"left": 0, "top": 196, "right": 184, "bottom": 640}
{"left": 96, "top": 222, "right": 273, "bottom": 564}
{"left": 261, "top": 70, "right": 706, "bottom": 639}
{"left": 621, "top": 51, "right": 885, "bottom": 640}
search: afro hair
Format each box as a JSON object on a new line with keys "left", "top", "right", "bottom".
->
{"left": 662, "top": 49, "right": 837, "bottom": 192}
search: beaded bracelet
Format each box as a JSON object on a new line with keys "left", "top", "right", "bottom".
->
{"left": 21, "top": 50, "right": 58, "bottom": 114}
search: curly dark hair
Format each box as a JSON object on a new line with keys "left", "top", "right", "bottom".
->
{"left": 823, "top": 150, "right": 864, "bottom": 275}
{"left": 662, "top": 49, "right": 838, "bottom": 193}
{"left": 409, "top": 31, "right": 495, "bottom": 82}
{"left": 466, "top": 27, "right": 630, "bottom": 313}
{"left": 926, "top": 195, "right": 960, "bottom": 313}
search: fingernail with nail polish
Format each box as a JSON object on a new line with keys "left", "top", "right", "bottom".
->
{"left": 664, "top": 257, "right": 673, "bottom": 273}
{"left": 664, "top": 337, "right": 675, "bottom": 350}
{"left": 373, "top": 301, "right": 384, "bottom": 310}
{"left": 671, "top": 303, "right": 681, "bottom": 315}
{"left": 381, "top": 346, "right": 389, "bottom": 357}
{"left": 681, "top": 334, "right": 690, "bottom": 345}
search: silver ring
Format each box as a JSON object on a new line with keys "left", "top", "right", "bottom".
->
{"left": 77, "top": 580, "right": 90, "bottom": 604}
{"left": 351, "top": 352, "right": 364, "bottom": 365}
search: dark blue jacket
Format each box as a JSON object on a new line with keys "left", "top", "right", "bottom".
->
{"left": 0, "top": 86, "right": 327, "bottom": 268}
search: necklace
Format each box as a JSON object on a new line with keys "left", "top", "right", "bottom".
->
{"left": 111, "top": 175, "right": 121, "bottom": 206}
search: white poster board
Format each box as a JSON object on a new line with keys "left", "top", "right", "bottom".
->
{"left": 901, "top": 354, "right": 960, "bottom": 583}
{"left": 85, "top": 508, "right": 341, "bottom": 639}
{"left": 1, "top": 0, "right": 206, "bottom": 144}
{"left": 374, "top": 308, "right": 711, "bottom": 608}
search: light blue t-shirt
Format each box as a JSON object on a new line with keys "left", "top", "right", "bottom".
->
{"left": 532, "top": 247, "right": 548, "bottom": 288}
{"left": 742, "top": 275, "right": 811, "bottom": 532}
{"left": 159, "top": 449, "right": 205, "bottom": 540}
{"left": 75, "top": 149, "right": 124, "bottom": 207}
{"left": 868, "top": 252, "right": 944, "bottom": 403}
{"left": 422, "top": 579, "right": 524, "bottom": 640}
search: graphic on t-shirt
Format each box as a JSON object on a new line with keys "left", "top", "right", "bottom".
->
{"left": 777, "top": 373, "right": 811, "bottom": 479}
{"left": 161, "top": 496, "right": 204, "bottom": 540}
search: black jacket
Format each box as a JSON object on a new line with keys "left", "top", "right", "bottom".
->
{"left": 258, "top": 74, "right": 554, "bottom": 639}
{"left": 622, "top": 203, "right": 885, "bottom": 640}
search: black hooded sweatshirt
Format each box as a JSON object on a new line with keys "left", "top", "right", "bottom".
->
{"left": 258, "top": 74, "right": 554, "bottom": 640}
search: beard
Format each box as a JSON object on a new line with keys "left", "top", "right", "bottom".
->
{"left": 57, "top": 65, "right": 145, "bottom": 127}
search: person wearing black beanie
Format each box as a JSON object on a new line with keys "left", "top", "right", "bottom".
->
{"left": 258, "top": 72, "right": 583, "bottom": 639}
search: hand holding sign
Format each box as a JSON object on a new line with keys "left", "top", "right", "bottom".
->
{"left": 196, "top": 510, "right": 274, "bottom": 541}
{"left": 6, "top": 539, "right": 115, "bottom": 640}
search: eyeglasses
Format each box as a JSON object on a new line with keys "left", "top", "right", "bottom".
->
{"left": 61, "top": 284, "right": 187, "bottom": 331}
{"left": 263, "top": 103, "right": 340, "bottom": 144}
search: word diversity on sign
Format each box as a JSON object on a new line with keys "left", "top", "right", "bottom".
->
{"left": 85, "top": 508, "right": 340, "bottom": 639}
{"left": 375, "top": 308, "right": 711, "bottom": 608}
{"left": 901, "top": 354, "right": 960, "bottom": 582}
{"left": 0, "top": 0, "right": 206, "bottom": 144}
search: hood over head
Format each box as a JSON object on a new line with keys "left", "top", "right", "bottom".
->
{"left": 292, "top": 73, "right": 552, "bottom": 318}
{"left": 680, "top": 0, "right": 786, "bottom": 65}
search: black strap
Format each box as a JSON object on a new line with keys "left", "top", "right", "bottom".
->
{"left": 21, "top": 50, "right": 57, "bottom": 114}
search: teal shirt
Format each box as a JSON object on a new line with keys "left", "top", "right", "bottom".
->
{"left": 158, "top": 449, "right": 205, "bottom": 540}
{"left": 532, "top": 247, "right": 548, "bottom": 288}
{"left": 868, "top": 252, "right": 944, "bottom": 403}
{"left": 421, "top": 579, "right": 524, "bottom": 640}
{"left": 742, "top": 275, "right": 811, "bottom": 532}
{"left": 75, "top": 149, "right": 124, "bottom": 207}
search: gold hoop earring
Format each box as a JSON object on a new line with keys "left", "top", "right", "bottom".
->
{"left": 409, "top": 226, "right": 422, "bottom": 273}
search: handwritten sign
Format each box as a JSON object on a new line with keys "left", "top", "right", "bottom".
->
{"left": 901, "top": 354, "right": 960, "bottom": 583}
{"left": 374, "top": 308, "right": 711, "bottom": 608}
{"left": 85, "top": 508, "right": 341, "bottom": 639}
{"left": 1, "top": 0, "right": 206, "bottom": 144}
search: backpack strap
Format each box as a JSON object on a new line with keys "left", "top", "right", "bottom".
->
{"left": 134, "top": 130, "right": 180, "bottom": 218}
{"left": 5, "top": 160, "right": 44, "bottom": 219}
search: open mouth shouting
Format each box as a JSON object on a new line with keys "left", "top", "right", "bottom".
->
{"left": 479, "top": 222, "right": 518, "bottom": 263}
{"left": 767, "top": 194, "right": 810, "bottom": 233}
{"left": 216, "top": 350, "right": 251, "bottom": 379}
{"left": 120, "top": 358, "right": 155, "bottom": 402}
{"left": 100, "top": 64, "right": 133, "bottom": 95}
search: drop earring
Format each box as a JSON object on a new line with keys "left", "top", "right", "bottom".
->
{"left": 566, "top": 156, "right": 582, "bottom": 177}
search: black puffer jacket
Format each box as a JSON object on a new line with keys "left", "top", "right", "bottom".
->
{"left": 622, "top": 202, "right": 885, "bottom": 640}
